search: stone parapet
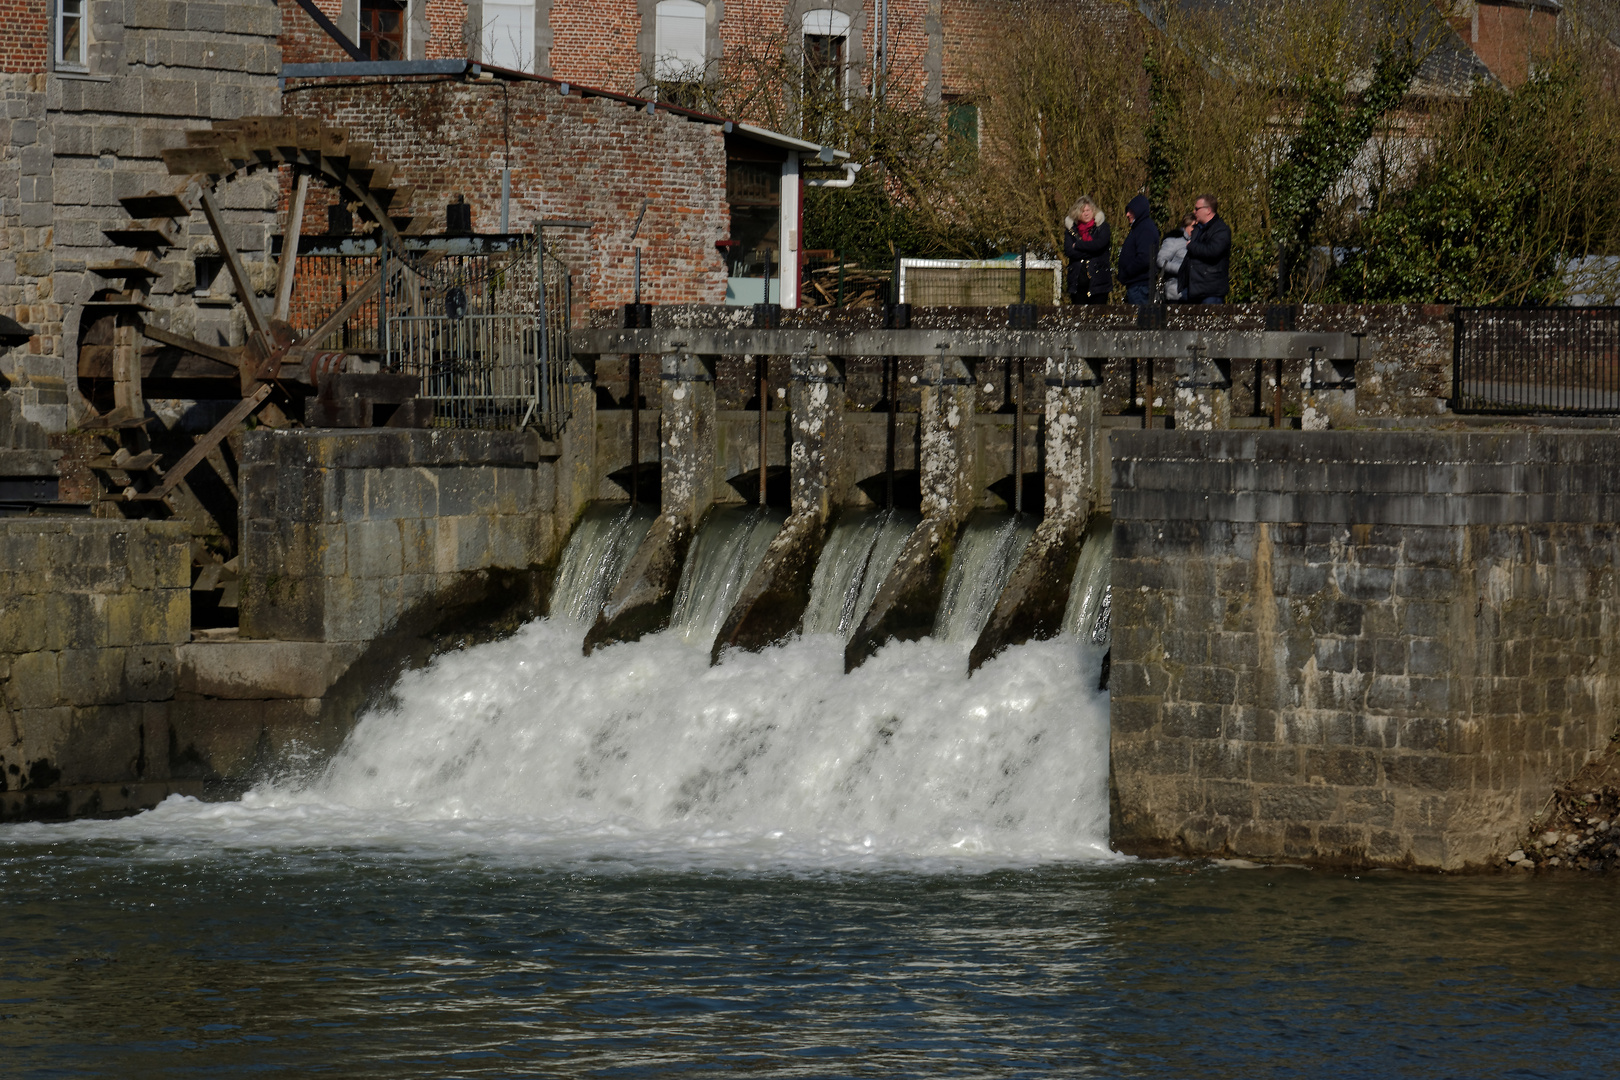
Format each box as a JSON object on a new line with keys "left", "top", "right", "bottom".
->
{"left": 1110, "top": 429, "right": 1620, "bottom": 870}
{"left": 238, "top": 428, "right": 551, "bottom": 643}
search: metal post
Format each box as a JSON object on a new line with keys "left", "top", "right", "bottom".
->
{"left": 1144, "top": 359, "right": 1154, "bottom": 429}
{"left": 535, "top": 224, "right": 548, "bottom": 429}
{"left": 1273, "top": 357, "right": 1284, "bottom": 428}
{"left": 380, "top": 240, "right": 389, "bottom": 367}
{"left": 1019, "top": 250, "right": 1027, "bottom": 304}
{"left": 501, "top": 167, "right": 511, "bottom": 233}
{"left": 884, "top": 355, "right": 896, "bottom": 511}
{"left": 1013, "top": 357, "right": 1024, "bottom": 514}
{"left": 633, "top": 248, "right": 641, "bottom": 305}
{"left": 630, "top": 353, "right": 640, "bottom": 505}
{"left": 758, "top": 355, "right": 768, "bottom": 506}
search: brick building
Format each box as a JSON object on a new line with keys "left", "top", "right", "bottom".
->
{"left": 281, "top": 0, "right": 950, "bottom": 104}
{"left": 279, "top": 64, "right": 832, "bottom": 310}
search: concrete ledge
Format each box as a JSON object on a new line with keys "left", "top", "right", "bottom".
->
{"left": 0, "top": 449, "right": 63, "bottom": 476}
{"left": 242, "top": 428, "right": 544, "bottom": 471}
{"left": 176, "top": 640, "right": 365, "bottom": 699}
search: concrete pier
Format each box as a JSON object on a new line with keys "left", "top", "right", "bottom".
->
{"left": 970, "top": 353, "right": 1103, "bottom": 670}
{"left": 714, "top": 354, "right": 846, "bottom": 656}
{"left": 844, "top": 354, "right": 979, "bottom": 669}
{"left": 585, "top": 349, "right": 717, "bottom": 650}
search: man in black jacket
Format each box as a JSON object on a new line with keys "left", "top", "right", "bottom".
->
{"left": 1117, "top": 193, "right": 1160, "bottom": 306}
{"left": 1179, "top": 194, "right": 1232, "bottom": 304}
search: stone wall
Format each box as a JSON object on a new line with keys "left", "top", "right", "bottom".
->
{"left": 0, "top": 517, "right": 193, "bottom": 816}
{"left": 238, "top": 428, "right": 553, "bottom": 642}
{"left": 1, "top": 0, "right": 282, "bottom": 434}
{"left": 1110, "top": 430, "right": 1620, "bottom": 871}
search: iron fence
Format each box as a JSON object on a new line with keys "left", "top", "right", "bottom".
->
{"left": 386, "top": 238, "right": 573, "bottom": 435}
{"left": 1455, "top": 307, "right": 1620, "bottom": 415}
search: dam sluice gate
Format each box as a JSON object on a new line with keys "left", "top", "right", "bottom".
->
{"left": 17, "top": 299, "right": 1620, "bottom": 874}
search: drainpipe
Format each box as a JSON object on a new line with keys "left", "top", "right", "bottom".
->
{"left": 805, "top": 162, "right": 862, "bottom": 189}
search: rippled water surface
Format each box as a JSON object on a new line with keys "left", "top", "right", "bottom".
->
{"left": 4, "top": 617, "right": 1618, "bottom": 1076}
{"left": 4, "top": 846, "right": 1620, "bottom": 1077}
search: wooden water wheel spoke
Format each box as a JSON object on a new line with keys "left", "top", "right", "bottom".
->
{"left": 198, "top": 187, "right": 274, "bottom": 359}
{"left": 139, "top": 324, "right": 248, "bottom": 371}
{"left": 273, "top": 172, "right": 310, "bottom": 322}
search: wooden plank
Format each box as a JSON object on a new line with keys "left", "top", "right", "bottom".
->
{"left": 198, "top": 188, "right": 273, "bottom": 347}
{"left": 320, "top": 125, "right": 348, "bottom": 157}
{"left": 133, "top": 384, "right": 271, "bottom": 501}
{"left": 160, "top": 146, "right": 229, "bottom": 177}
{"left": 118, "top": 193, "right": 189, "bottom": 219}
{"left": 265, "top": 116, "right": 298, "bottom": 149}
{"left": 273, "top": 172, "right": 310, "bottom": 322}
{"left": 141, "top": 324, "right": 244, "bottom": 369}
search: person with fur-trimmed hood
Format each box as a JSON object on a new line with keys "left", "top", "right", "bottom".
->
{"left": 1063, "top": 197, "right": 1112, "bottom": 304}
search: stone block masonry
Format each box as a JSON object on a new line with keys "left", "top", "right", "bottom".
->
{"left": 2, "top": 0, "right": 281, "bottom": 434}
{"left": 238, "top": 428, "right": 554, "bottom": 643}
{"left": 1110, "top": 430, "right": 1620, "bottom": 871}
{"left": 0, "top": 518, "right": 194, "bottom": 815}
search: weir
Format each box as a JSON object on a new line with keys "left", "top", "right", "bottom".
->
{"left": 35, "top": 298, "right": 1614, "bottom": 875}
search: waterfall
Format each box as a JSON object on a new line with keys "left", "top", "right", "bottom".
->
{"left": 933, "top": 514, "right": 1037, "bottom": 643}
{"left": 802, "top": 508, "right": 920, "bottom": 638}
{"left": 550, "top": 503, "right": 656, "bottom": 623}
{"left": 65, "top": 505, "right": 1114, "bottom": 869}
{"left": 1062, "top": 518, "right": 1113, "bottom": 647}
{"left": 199, "top": 623, "right": 1113, "bottom": 867}
{"left": 668, "top": 505, "right": 786, "bottom": 642}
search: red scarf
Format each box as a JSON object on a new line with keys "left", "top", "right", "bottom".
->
{"left": 1077, "top": 219, "right": 1096, "bottom": 241}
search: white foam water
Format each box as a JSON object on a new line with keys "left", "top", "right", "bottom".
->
{"left": 1063, "top": 517, "right": 1113, "bottom": 646}
{"left": 668, "top": 506, "right": 786, "bottom": 644}
{"left": 802, "top": 508, "right": 920, "bottom": 638}
{"left": 934, "top": 513, "right": 1037, "bottom": 643}
{"left": 12, "top": 621, "right": 1114, "bottom": 872}
{"left": 549, "top": 503, "right": 656, "bottom": 623}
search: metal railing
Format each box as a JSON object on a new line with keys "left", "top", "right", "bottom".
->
{"left": 382, "top": 238, "right": 573, "bottom": 436}
{"left": 898, "top": 258, "right": 1063, "bottom": 307}
{"left": 391, "top": 314, "right": 565, "bottom": 432}
{"left": 1455, "top": 307, "right": 1620, "bottom": 415}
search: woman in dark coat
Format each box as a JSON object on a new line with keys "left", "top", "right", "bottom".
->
{"left": 1063, "top": 197, "right": 1112, "bottom": 304}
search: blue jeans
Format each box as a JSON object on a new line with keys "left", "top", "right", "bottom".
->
{"left": 1125, "top": 283, "right": 1153, "bottom": 306}
{"left": 1200, "top": 295, "right": 1226, "bottom": 305}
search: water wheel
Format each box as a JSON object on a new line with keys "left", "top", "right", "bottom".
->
{"left": 81, "top": 116, "right": 430, "bottom": 508}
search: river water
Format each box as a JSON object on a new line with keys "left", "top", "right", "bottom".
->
{"left": 4, "top": 530, "right": 1619, "bottom": 1075}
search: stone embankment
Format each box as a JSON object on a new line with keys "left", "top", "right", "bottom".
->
{"left": 1504, "top": 738, "right": 1620, "bottom": 873}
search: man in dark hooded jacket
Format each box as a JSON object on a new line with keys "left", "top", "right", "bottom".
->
{"left": 1179, "top": 193, "right": 1232, "bottom": 303}
{"left": 1116, "top": 194, "right": 1160, "bottom": 306}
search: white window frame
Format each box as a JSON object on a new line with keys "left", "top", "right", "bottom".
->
{"left": 654, "top": 0, "right": 707, "bottom": 82}
{"left": 56, "top": 0, "right": 88, "bottom": 71}
{"left": 483, "top": 0, "right": 536, "bottom": 72}
{"left": 801, "top": 10, "right": 850, "bottom": 104}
